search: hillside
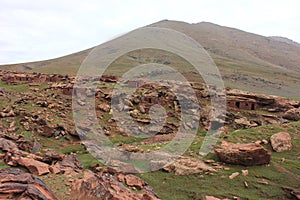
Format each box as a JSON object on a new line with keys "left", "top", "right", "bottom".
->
{"left": 1, "top": 20, "right": 300, "bottom": 96}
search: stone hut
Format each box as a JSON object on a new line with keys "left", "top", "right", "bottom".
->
{"left": 227, "top": 97, "right": 257, "bottom": 110}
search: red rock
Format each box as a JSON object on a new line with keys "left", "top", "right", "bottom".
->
{"left": 270, "top": 132, "right": 292, "bottom": 152}
{"left": 0, "top": 168, "right": 57, "bottom": 200}
{"left": 124, "top": 174, "right": 145, "bottom": 189}
{"left": 215, "top": 141, "right": 271, "bottom": 166}
{"left": 17, "top": 157, "right": 50, "bottom": 175}
{"left": 71, "top": 170, "right": 160, "bottom": 200}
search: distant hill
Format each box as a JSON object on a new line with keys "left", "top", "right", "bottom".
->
{"left": 1, "top": 20, "right": 299, "bottom": 97}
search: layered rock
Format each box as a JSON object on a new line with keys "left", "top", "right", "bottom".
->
{"left": 0, "top": 168, "right": 57, "bottom": 200}
{"left": 215, "top": 141, "right": 271, "bottom": 166}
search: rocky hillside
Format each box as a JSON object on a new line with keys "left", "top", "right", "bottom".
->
{"left": 0, "top": 70, "right": 300, "bottom": 199}
{"left": 1, "top": 20, "right": 300, "bottom": 96}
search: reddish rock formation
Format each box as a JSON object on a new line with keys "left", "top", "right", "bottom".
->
{"left": 17, "top": 157, "right": 50, "bottom": 176}
{"left": 71, "top": 170, "right": 160, "bottom": 200}
{"left": 270, "top": 132, "right": 293, "bottom": 152}
{"left": 215, "top": 141, "right": 271, "bottom": 166}
{"left": 0, "top": 168, "right": 57, "bottom": 200}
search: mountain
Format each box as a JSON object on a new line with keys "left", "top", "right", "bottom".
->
{"left": 1, "top": 20, "right": 299, "bottom": 96}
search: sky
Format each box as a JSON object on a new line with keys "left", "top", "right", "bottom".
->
{"left": 0, "top": 0, "right": 300, "bottom": 64}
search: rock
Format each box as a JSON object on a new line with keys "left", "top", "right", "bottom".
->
{"left": 283, "top": 108, "right": 300, "bottom": 121}
{"left": 215, "top": 141, "right": 271, "bottom": 166}
{"left": 163, "top": 156, "right": 216, "bottom": 175}
{"left": 262, "top": 139, "right": 268, "bottom": 144}
{"left": 124, "top": 174, "right": 145, "bottom": 189}
{"left": 234, "top": 117, "right": 251, "bottom": 128}
{"left": 51, "top": 154, "right": 82, "bottom": 175}
{"left": 0, "top": 168, "right": 57, "bottom": 200}
{"left": 229, "top": 172, "right": 240, "bottom": 179}
{"left": 0, "top": 138, "right": 19, "bottom": 153}
{"left": 244, "top": 181, "right": 249, "bottom": 188}
{"left": 270, "top": 132, "right": 292, "bottom": 152}
{"left": 17, "top": 157, "right": 50, "bottom": 176}
{"left": 205, "top": 196, "right": 221, "bottom": 200}
{"left": 71, "top": 170, "right": 160, "bottom": 200}
{"left": 49, "top": 165, "right": 61, "bottom": 174}
{"left": 242, "top": 170, "right": 248, "bottom": 176}
{"left": 40, "top": 125, "right": 55, "bottom": 137}
{"left": 98, "top": 104, "right": 110, "bottom": 112}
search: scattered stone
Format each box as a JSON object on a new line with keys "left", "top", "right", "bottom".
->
{"left": 215, "top": 141, "right": 271, "bottom": 166}
{"left": 244, "top": 181, "right": 249, "bottom": 188}
{"left": 270, "top": 132, "right": 292, "bottom": 152}
{"left": 229, "top": 172, "right": 240, "bottom": 179}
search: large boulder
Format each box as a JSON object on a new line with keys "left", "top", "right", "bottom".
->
{"left": 215, "top": 141, "right": 271, "bottom": 166}
{"left": 283, "top": 108, "right": 300, "bottom": 121}
{"left": 270, "top": 132, "right": 292, "bottom": 152}
{"left": 0, "top": 168, "right": 57, "bottom": 200}
{"left": 71, "top": 170, "right": 160, "bottom": 200}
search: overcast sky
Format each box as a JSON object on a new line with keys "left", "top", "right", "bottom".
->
{"left": 0, "top": 0, "right": 299, "bottom": 64}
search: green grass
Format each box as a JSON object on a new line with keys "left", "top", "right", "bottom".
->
{"left": 139, "top": 121, "right": 300, "bottom": 200}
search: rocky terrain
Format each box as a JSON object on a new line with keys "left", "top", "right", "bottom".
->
{"left": 0, "top": 70, "right": 299, "bottom": 199}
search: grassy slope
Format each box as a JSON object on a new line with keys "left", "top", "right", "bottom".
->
{"left": 140, "top": 122, "right": 300, "bottom": 200}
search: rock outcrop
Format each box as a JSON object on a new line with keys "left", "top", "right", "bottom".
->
{"left": 270, "top": 132, "right": 293, "bottom": 152}
{"left": 215, "top": 141, "right": 271, "bottom": 166}
{"left": 71, "top": 170, "right": 160, "bottom": 200}
{"left": 0, "top": 168, "right": 57, "bottom": 200}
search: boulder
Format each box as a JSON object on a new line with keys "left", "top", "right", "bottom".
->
{"left": 215, "top": 141, "right": 271, "bottom": 166}
{"left": 16, "top": 157, "right": 50, "bottom": 176}
{"left": 283, "top": 108, "right": 300, "bottom": 121}
{"left": 0, "top": 168, "right": 57, "bottom": 200}
{"left": 71, "top": 170, "right": 160, "bottom": 200}
{"left": 270, "top": 132, "right": 292, "bottom": 152}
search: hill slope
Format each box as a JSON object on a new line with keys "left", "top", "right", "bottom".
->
{"left": 1, "top": 20, "right": 300, "bottom": 96}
